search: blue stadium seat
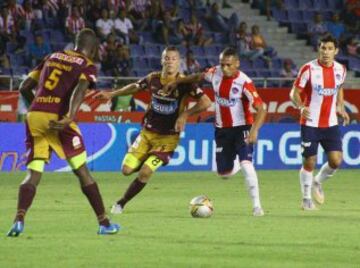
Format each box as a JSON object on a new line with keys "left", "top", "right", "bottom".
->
{"left": 240, "top": 59, "right": 253, "bottom": 70}
{"left": 179, "top": 8, "right": 191, "bottom": 23}
{"left": 287, "top": 10, "right": 303, "bottom": 23}
{"left": 271, "top": 8, "right": 288, "bottom": 23}
{"left": 9, "top": 54, "right": 26, "bottom": 67}
{"left": 144, "top": 45, "right": 161, "bottom": 58}
{"left": 12, "top": 66, "right": 29, "bottom": 75}
{"left": 212, "top": 32, "right": 227, "bottom": 44}
{"left": 191, "top": 46, "right": 206, "bottom": 58}
{"left": 0, "top": 68, "right": 12, "bottom": 75}
{"left": 313, "top": 0, "right": 328, "bottom": 10}
{"left": 50, "top": 30, "right": 65, "bottom": 43}
{"left": 132, "top": 57, "right": 149, "bottom": 69}
{"left": 302, "top": 10, "right": 316, "bottom": 22}
{"left": 283, "top": 0, "right": 299, "bottom": 9}
{"left": 298, "top": 0, "right": 313, "bottom": 10}
{"left": 51, "top": 42, "right": 67, "bottom": 51}
{"left": 271, "top": 58, "right": 283, "bottom": 69}
{"left": 327, "top": 0, "right": 343, "bottom": 9}
{"left": 204, "top": 46, "right": 217, "bottom": 59}
{"left": 290, "top": 22, "right": 308, "bottom": 34}
{"left": 253, "top": 58, "right": 267, "bottom": 69}
{"left": 6, "top": 43, "right": 17, "bottom": 53}
{"left": 130, "top": 45, "right": 144, "bottom": 57}
{"left": 149, "top": 58, "right": 162, "bottom": 69}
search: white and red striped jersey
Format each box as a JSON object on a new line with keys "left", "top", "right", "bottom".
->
{"left": 294, "top": 59, "right": 346, "bottom": 128}
{"left": 203, "top": 66, "right": 263, "bottom": 128}
{"left": 65, "top": 15, "right": 85, "bottom": 35}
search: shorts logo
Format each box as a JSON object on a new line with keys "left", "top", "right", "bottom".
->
{"left": 301, "top": 141, "right": 311, "bottom": 147}
{"left": 216, "top": 147, "right": 223, "bottom": 153}
{"left": 72, "top": 136, "right": 81, "bottom": 149}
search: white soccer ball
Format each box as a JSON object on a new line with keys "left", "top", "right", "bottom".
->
{"left": 189, "top": 195, "right": 214, "bottom": 218}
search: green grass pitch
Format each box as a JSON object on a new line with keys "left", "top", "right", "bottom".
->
{"left": 1, "top": 170, "right": 360, "bottom": 268}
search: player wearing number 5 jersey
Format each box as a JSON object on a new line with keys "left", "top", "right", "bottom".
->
{"left": 95, "top": 46, "right": 211, "bottom": 214}
{"left": 7, "top": 28, "right": 119, "bottom": 237}
{"left": 290, "top": 34, "right": 350, "bottom": 210}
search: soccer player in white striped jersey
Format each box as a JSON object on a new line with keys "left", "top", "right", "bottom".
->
{"left": 161, "top": 47, "right": 267, "bottom": 216}
{"left": 290, "top": 34, "right": 350, "bottom": 210}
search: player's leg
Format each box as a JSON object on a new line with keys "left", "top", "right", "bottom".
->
{"left": 300, "top": 126, "right": 319, "bottom": 210}
{"left": 60, "top": 123, "right": 119, "bottom": 234}
{"left": 71, "top": 161, "right": 120, "bottom": 235}
{"left": 236, "top": 128, "right": 264, "bottom": 216}
{"left": 313, "top": 126, "right": 343, "bottom": 204}
{"left": 113, "top": 130, "right": 177, "bottom": 214}
{"left": 8, "top": 112, "right": 49, "bottom": 237}
{"left": 115, "top": 155, "right": 163, "bottom": 212}
{"left": 215, "top": 128, "right": 238, "bottom": 179}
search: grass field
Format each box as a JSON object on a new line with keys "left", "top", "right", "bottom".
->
{"left": 1, "top": 170, "right": 360, "bottom": 268}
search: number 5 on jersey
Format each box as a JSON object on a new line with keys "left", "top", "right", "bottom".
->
{"left": 45, "top": 69, "right": 63, "bottom": 90}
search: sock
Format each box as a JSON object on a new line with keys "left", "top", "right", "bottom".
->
{"left": 117, "top": 178, "right": 146, "bottom": 208}
{"left": 15, "top": 183, "right": 36, "bottom": 223}
{"left": 314, "top": 162, "right": 337, "bottom": 184}
{"left": 300, "top": 167, "right": 313, "bottom": 199}
{"left": 81, "top": 182, "right": 110, "bottom": 227}
{"left": 240, "top": 161, "right": 261, "bottom": 208}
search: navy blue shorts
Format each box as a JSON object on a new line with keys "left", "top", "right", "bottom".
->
{"left": 301, "top": 125, "right": 342, "bottom": 158}
{"left": 215, "top": 125, "right": 253, "bottom": 174}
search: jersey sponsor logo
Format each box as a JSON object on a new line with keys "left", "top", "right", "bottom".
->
{"left": 151, "top": 98, "right": 178, "bottom": 115}
{"left": 72, "top": 136, "right": 81, "bottom": 149}
{"left": 335, "top": 74, "right": 342, "bottom": 81}
{"left": 301, "top": 141, "right": 311, "bottom": 147}
{"left": 314, "top": 85, "right": 339, "bottom": 96}
{"left": 35, "top": 96, "right": 61, "bottom": 104}
{"left": 215, "top": 94, "right": 240, "bottom": 107}
{"left": 50, "top": 53, "right": 84, "bottom": 65}
{"left": 232, "top": 87, "right": 239, "bottom": 94}
{"left": 216, "top": 147, "right": 223, "bottom": 153}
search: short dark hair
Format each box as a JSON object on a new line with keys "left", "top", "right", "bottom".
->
{"left": 319, "top": 34, "right": 338, "bottom": 48}
{"left": 220, "top": 47, "right": 239, "bottom": 59}
{"left": 75, "top": 28, "right": 97, "bottom": 50}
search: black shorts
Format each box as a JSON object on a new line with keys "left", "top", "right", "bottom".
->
{"left": 215, "top": 125, "right": 253, "bottom": 175}
{"left": 301, "top": 125, "right": 342, "bottom": 158}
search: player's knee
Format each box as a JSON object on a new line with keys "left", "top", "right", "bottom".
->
{"left": 138, "top": 167, "right": 153, "bottom": 182}
{"left": 121, "top": 166, "right": 134, "bottom": 176}
{"left": 303, "top": 157, "right": 316, "bottom": 171}
{"left": 329, "top": 158, "right": 342, "bottom": 169}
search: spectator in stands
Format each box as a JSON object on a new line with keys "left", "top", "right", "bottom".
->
{"left": 204, "top": 2, "right": 239, "bottom": 33}
{"left": 326, "top": 14, "right": 345, "bottom": 44}
{"left": 183, "top": 14, "right": 212, "bottom": 47}
{"left": 182, "top": 50, "right": 202, "bottom": 74}
{"left": 128, "top": 0, "right": 152, "bottom": 30}
{"left": 113, "top": 46, "right": 132, "bottom": 77}
{"left": 65, "top": 6, "right": 85, "bottom": 41}
{"left": 341, "top": 0, "right": 360, "bottom": 35}
{"left": 87, "top": 0, "right": 105, "bottom": 28}
{"left": 145, "top": 0, "right": 165, "bottom": 32}
{"left": 99, "top": 33, "right": 121, "bottom": 69}
{"left": 250, "top": 24, "right": 273, "bottom": 65}
{"left": 28, "top": 33, "right": 51, "bottom": 66}
{"left": 108, "top": 0, "right": 128, "bottom": 18}
{"left": 156, "top": 10, "right": 183, "bottom": 45}
{"left": 114, "top": 9, "right": 140, "bottom": 45}
{"left": 231, "top": 21, "right": 252, "bottom": 58}
{"left": 32, "top": 0, "right": 60, "bottom": 27}
{"left": 7, "top": 0, "right": 25, "bottom": 30}
{"left": 280, "top": 58, "right": 297, "bottom": 87}
{"left": 22, "top": 0, "right": 35, "bottom": 31}
{"left": 0, "top": 41, "right": 10, "bottom": 69}
{"left": 307, "top": 13, "right": 327, "bottom": 48}
{"left": 251, "top": 0, "right": 284, "bottom": 21}
{"left": 346, "top": 37, "right": 360, "bottom": 58}
{"left": 96, "top": 8, "right": 115, "bottom": 41}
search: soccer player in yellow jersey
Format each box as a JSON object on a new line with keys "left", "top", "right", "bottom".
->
{"left": 95, "top": 46, "right": 211, "bottom": 214}
{"left": 7, "top": 29, "right": 120, "bottom": 236}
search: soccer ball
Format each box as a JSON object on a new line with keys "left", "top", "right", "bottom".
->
{"left": 189, "top": 195, "right": 214, "bottom": 218}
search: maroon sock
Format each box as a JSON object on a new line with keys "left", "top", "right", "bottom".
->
{"left": 81, "top": 182, "right": 110, "bottom": 227}
{"left": 15, "top": 183, "right": 36, "bottom": 223}
{"left": 117, "top": 178, "right": 146, "bottom": 208}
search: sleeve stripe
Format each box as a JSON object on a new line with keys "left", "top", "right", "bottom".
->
{"left": 28, "top": 70, "right": 40, "bottom": 81}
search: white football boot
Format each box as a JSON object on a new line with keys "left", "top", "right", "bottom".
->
{"left": 111, "top": 204, "right": 124, "bottom": 214}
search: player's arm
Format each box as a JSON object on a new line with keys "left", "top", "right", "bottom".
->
{"left": 336, "top": 87, "right": 350, "bottom": 125}
{"left": 175, "top": 93, "right": 211, "bottom": 132}
{"left": 94, "top": 81, "right": 143, "bottom": 100}
{"left": 289, "top": 86, "right": 311, "bottom": 120}
{"left": 49, "top": 80, "right": 90, "bottom": 130}
{"left": 19, "top": 76, "right": 38, "bottom": 106}
{"left": 161, "top": 73, "right": 204, "bottom": 95}
{"left": 248, "top": 102, "right": 267, "bottom": 144}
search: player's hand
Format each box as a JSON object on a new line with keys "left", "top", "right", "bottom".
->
{"left": 246, "top": 129, "right": 258, "bottom": 144}
{"left": 338, "top": 110, "right": 350, "bottom": 126}
{"left": 93, "top": 91, "right": 113, "bottom": 100}
{"left": 300, "top": 106, "right": 311, "bottom": 120}
{"left": 175, "top": 113, "right": 187, "bottom": 133}
{"left": 49, "top": 117, "right": 72, "bottom": 131}
{"left": 159, "top": 81, "right": 178, "bottom": 96}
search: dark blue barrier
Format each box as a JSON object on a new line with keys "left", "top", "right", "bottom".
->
{"left": 0, "top": 123, "right": 359, "bottom": 171}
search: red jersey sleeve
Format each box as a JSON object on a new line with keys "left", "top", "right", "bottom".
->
{"left": 293, "top": 64, "right": 310, "bottom": 90}
{"left": 243, "top": 81, "right": 263, "bottom": 106}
